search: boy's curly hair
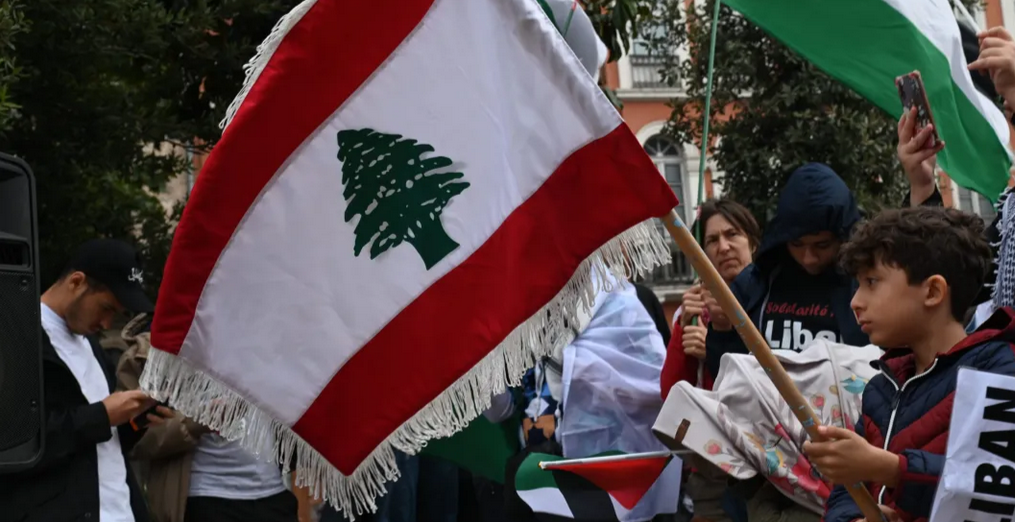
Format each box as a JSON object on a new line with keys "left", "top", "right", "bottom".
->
{"left": 840, "top": 206, "right": 992, "bottom": 321}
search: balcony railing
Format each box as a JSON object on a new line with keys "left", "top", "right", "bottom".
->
{"left": 639, "top": 243, "right": 695, "bottom": 287}
{"left": 629, "top": 54, "right": 670, "bottom": 89}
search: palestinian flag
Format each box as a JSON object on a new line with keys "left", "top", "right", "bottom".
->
{"left": 421, "top": 415, "right": 519, "bottom": 484}
{"left": 516, "top": 452, "right": 682, "bottom": 521}
{"left": 723, "top": 0, "right": 1012, "bottom": 200}
{"left": 140, "top": 0, "right": 677, "bottom": 516}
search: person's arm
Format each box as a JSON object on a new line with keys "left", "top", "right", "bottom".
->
{"left": 824, "top": 485, "right": 865, "bottom": 522}
{"left": 903, "top": 186, "right": 943, "bottom": 208}
{"left": 661, "top": 323, "right": 694, "bottom": 399}
{"left": 293, "top": 470, "right": 322, "bottom": 522}
{"left": 25, "top": 387, "right": 149, "bottom": 475}
{"left": 670, "top": 285, "right": 724, "bottom": 391}
{"left": 877, "top": 447, "right": 944, "bottom": 522}
{"left": 26, "top": 402, "right": 114, "bottom": 475}
{"left": 96, "top": 342, "right": 149, "bottom": 453}
{"left": 896, "top": 106, "right": 946, "bottom": 208}
{"left": 877, "top": 344, "right": 1015, "bottom": 515}
{"left": 885, "top": 451, "right": 937, "bottom": 488}
{"left": 968, "top": 27, "right": 1015, "bottom": 110}
{"left": 880, "top": 449, "right": 943, "bottom": 517}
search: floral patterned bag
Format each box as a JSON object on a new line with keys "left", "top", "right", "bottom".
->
{"left": 653, "top": 341, "right": 882, "bottom": 514}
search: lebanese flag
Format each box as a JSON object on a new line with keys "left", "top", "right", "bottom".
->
{"left": 141, "top": 0, "right": 677, "bottom": 516}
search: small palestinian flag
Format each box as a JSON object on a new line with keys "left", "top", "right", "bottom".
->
{"left": 140, "top": 0, "right": 677, "bottom": 517}
{"left": 516, "top": 452, "right": 682, "bottom": 521}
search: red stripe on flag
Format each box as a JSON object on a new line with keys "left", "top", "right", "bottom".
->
{"left": 295, "top": 124, "right": 678, "bottom": 474}
{"left": 151, "top": 0, "right": 437, "bottom": 354}
{"left": 554, "top": 456, "right": 672, "bottom": 510}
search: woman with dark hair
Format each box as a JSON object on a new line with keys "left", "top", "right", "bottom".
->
{"left": 660, "top": 198, "right": 761, "bottom": 397}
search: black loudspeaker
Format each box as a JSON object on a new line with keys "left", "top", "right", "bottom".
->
{"left": 0, "top": 152, "right": 43, "bottom": 471}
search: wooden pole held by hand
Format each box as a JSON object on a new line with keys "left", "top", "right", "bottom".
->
{"left": 659, "top": 209, "right": 885, "bottom": 522}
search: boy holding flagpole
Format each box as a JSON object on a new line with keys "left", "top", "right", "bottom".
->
{"left": 806, "top": 206, "right": 1015, "bottom": 522}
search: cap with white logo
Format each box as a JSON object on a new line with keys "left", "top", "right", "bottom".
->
{"left": 65, "top": 239, "right": 154, "bottom": 313}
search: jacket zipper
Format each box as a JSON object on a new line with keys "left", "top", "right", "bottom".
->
{"left": 877, "top": 359, "right": 939, "bottom": 504}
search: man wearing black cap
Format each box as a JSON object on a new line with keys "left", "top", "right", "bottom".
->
{"left": 0, "top": 239, "right": 168, "bottom": 522}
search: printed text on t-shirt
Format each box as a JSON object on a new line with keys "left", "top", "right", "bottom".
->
{"left": 763, "top": 301, "right": 840, "bottom": 351}
{"left": 765, "top": 302, "right": 832, "bottom": 318}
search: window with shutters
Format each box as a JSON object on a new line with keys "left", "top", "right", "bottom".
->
{"left": 640, "top": 135, "right": 694, "bottom": 286}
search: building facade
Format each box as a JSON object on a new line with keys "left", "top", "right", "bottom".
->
{"left": 601, "top": 35, "right": 707, "bottom": 316}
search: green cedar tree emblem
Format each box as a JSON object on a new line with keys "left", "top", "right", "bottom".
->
{"left": 337, "top": 128, "right": 470, "bottom": 270}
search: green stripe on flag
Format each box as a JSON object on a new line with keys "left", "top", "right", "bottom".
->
{"left": 517, "top": 453, "right": 563, "bottom": 490}
{"left": 724, "top": 0, "right": 1011, "bottom": 200}
{"left": 421, "top": 415, "right": 519, "bottom": 483}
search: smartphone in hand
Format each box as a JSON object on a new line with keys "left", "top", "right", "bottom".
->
{"left": 129, "top": 399, "right": 169, "bottom": 431}
{"left": 896, "top": 70, "right": 941, "bottom": 149}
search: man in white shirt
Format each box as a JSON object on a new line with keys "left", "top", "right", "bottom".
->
{"left": 0, "top": 239, "right": 167, "bottom": 522}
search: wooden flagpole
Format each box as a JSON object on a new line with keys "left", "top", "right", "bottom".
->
{"left": 660, "top": 209, "right": 885, "bottom": 522}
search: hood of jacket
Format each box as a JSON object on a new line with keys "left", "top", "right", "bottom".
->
{"left": 756, "top": 163, "right": 860, "bottom": 274}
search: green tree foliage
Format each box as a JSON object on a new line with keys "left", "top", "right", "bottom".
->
{"left": 582, "top": 0, "right": 654, "bottom": 64}
{"left": 647, "top": 0, "right": 912, "bottom": 223}
{"left": 0, "top": 0, "right": 299, "bottom": 295}
{"left": 0, "top": 1, "right": 26, "bottom": 135}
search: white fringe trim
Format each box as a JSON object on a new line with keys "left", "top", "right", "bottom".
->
{"left": 140, "top": 220, "right": 671, "bottom": 520}
{"left": 218, "top": 0, "right": 319, "bottom": 130}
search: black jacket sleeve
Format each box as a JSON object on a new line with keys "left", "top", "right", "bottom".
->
{"left": 903, "top": 186, "right": 944, "bottom": 208}
{"left": 93, "top": 338, "right": 147, "bottom": 453}
{"left": 27, "top": 400, "right": 113, "bottom": 475}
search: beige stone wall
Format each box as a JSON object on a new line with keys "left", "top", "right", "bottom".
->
{"left": 143, "top": 141, "right": 204, "bottom": 213}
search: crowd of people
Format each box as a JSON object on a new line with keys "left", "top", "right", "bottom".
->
{"left": 1, "top": 18, "right": 1015, "bottom": 522}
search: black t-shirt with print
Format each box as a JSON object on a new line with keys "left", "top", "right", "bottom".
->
{"left": 761, "top": 263, "right": 841, "bottom": 352}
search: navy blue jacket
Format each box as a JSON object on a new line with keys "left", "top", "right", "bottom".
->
{"left": 705, "top": 163, "right": 867, "bottom": 377}
{"left": 824, "top": 308, "right": 1015, "bottom": 522}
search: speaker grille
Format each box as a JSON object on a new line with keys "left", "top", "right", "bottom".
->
{"left": 0, "top": 270, "right": 41, "bottom": 450}
{"left": 0, "top": 241, "right": 27, "bottom": 267}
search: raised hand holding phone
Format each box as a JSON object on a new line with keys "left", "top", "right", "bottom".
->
{"left": 896, "top": 71, "right": 945, "bottom": 206}
{"left": 897, "top": 106, "right": 945, "bottom": 205}
{"left": 896, "top": 71, "right": 942, "bottom": 150}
